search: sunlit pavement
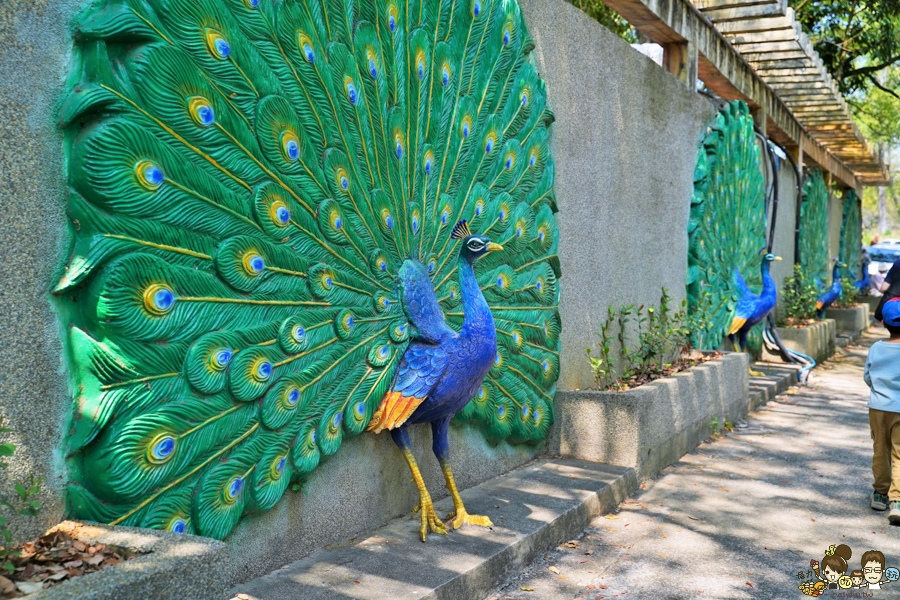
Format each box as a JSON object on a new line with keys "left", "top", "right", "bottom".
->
{"left": 487, "top": 327, "right": 900, "bottom": 600}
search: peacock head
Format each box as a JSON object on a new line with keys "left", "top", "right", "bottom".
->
{"left": 762, "top": 253, "right": 782, "bottom": 263}
{"left": 451, "top": 220, "right": 503, "bottom": 262}
{"left": 832, "top": 257, "right": 848, "bottom": 270}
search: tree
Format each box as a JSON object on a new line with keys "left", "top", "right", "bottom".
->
{"left": 789, "top": 0, "right": 900, "bottom": 99}
{"left": 567, "top": 0, "right": 637, "bottom": 43}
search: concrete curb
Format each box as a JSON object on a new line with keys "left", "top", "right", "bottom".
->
{"left": 229, "top": 459, "right": 637, "bottom": 600}
{"left": 826, "top": 305, "right": 869, "bottom": 345}
{"left": 29, "top": 521, "right": 227, "bottom": 600}
{"left": 769, "top": 319, "right": 836, "bottom": 364}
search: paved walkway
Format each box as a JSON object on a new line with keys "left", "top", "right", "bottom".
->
{"left": 487, "top": 328, "right": 900, "bottom": 599}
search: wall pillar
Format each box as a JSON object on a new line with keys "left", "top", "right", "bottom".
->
{"left": 662, "top": 41, "right": 698, "bottom": 89}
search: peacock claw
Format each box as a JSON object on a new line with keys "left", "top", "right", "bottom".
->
{"left": 413, "top": 501, "right": 447, "bottom": 541}
{"left": 446, "top": 508, "right": 493, "bottom": 530}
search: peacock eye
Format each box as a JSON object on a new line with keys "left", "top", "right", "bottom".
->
{"left": 467, "top": 240, "right": 484, "bottom": 251}
{"left": 169, "top": 518, "right": 187, "bottom": 533}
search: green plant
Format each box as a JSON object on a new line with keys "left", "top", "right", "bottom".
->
{"left": 779, "top": 265, "right": 820, "bottom": 325}
{"left": 0, "top": 419, "right": 42, "bottom": 574}
{"left": 587, "top": 288, "right": 691, "bottom": 390}
{"left": 833, "top": 277, "right": 860, "bottom": 308}
{"left": 724, "top": 419, "right": 734, "bottom": 432}
{"left": 708, "top": 417, "right": 720, "bottom": 436}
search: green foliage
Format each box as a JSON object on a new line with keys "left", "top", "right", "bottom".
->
{"left": 586, "top": 288, "right": 690, "bottom": 391}
{"left": 789, "top": 0, "right": 900, "bottom": 99}
{"left": 0, "top": 420, "right": 43, "bottom": 574}
{"left": 834, "top": 277, "right": 860, "bottom": 309}
{"left": 778, "top": 264, "right": 820, "bottom": 325}
{"left": 61, "top": 0, "right": 560, "bottom": 539}
{"left": 687, "top": 101, "right": 767, "bottom": 350}
{"left": 564, "top": 0, "right": 637, "bottom": 43}
{"left": 799, "top": 169, "right": 830, "bottom": 285}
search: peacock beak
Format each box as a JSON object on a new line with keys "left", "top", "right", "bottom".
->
{"left": 773, "top": 256, "right": 783, "bottom": 261}
{"left": 486, "top": 242, "right": 503, "bottom": 252}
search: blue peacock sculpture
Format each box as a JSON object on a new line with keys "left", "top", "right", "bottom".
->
{"left": 58, "top": 0, "right": 560, "bottom": 541}
{"left": 853, "top": 257, "right": 871, "bottom": 294}
{"left": 727, "top": 250, "right": 781, "bottom": 375}
{"left": 816, "top": 258, "right": 847, "bottom": 318}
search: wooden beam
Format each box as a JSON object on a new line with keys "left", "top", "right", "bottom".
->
{"left": 663, "top": 40, "right": 699, "bottom": 87}
{"left": 699, "top": 3, "right": 786, "bottom": 22}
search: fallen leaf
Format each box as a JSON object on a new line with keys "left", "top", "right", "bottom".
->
{"left": 520, "top": 587, "right": 535, "bottom": 592}
{"left": 688, "top": 516, "right": 699, "bottom": 521}
{"left": 564, "top": 540, "right": 579, "bottom": 548}
{"left": 585, "top": 550, "right": 594, "bottom": 555}
{"left": 548, "top": 566, "right": 560, "bottom": 574}
{"left": 580, "top": 559, "right": 589, "bottom": 563}
{"left": 746, "top": 582, "right": 754, "bottom": 587}
{"left": 604, "top": 514, "right": 619, "bottom": 520}
{"left": 597, "top": 584, "right": 608, "bottom": 589}
{"left": 811, "top": 518, "right": 816, "bottom": 522}
{"left": 718, "top": 488, "right": 729, "bottom": 492}
{"left": 557, "top": 575, "right": 568, "bottom": 579}
{"left": 16, "top": 582, "right": 43, "bottom": 594}
{"left": 656, "top": 553, "right": 667, "bottom": 558}
{"left": 353, "top": 581, "right": 360, "bottom": 584}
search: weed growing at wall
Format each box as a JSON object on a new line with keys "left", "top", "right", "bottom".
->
{"left": 0, "top": 419, "right": 42, "bottom": 574}
{"left": 778, "top": 265, "right": 820, "bottom": 326}
{"left": 586, "top": 288, "right": 696, "bottom": 391}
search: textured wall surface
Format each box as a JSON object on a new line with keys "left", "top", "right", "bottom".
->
{"left": 0, "top": 0, "right": 82, "bottom": 542}
{"left": 519, "top": 0, "right": 716, "bottom": 390}
{"left": 770, "top": 154, "right": 800, "bottom": 319}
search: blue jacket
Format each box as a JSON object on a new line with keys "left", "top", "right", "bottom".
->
{"left": 864, "top": 341, "right": 900, "bottom": 413}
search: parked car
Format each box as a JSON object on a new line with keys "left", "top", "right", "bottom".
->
{"left": 869, "top": 239, "right": 900, "bottom": 271}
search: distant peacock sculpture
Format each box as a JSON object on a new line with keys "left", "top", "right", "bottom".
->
{"left": 58, "top": 0, "right": 560, "bottom": 541}
{"left": 816, "top": 258, "right": 847, "bottom": 318}
{"left": 687, "top": 101, "right": 769, "bottom": 354}
{"left": 727, "top": 250, "right": 781, "bottom": 376}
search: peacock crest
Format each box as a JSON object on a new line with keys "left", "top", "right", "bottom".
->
{"left": 686, "top": 101, "right": 767, "bottom": 350}
{"left": 58, "top": 0, "right": 560, "bottom": 539}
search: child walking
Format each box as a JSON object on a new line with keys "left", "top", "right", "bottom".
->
{"left": 865, "top": 298, "right": 900, "bottom": 523}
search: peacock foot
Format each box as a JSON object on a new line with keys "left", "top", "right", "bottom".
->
{"left": 749, "top": 368, "right": 766, "bottom": 377}
{"left": 412, "top": 499, "right": 448, "bottom": 541}
{"left": 445, "top": 507, "right": 493, "bottom": 530}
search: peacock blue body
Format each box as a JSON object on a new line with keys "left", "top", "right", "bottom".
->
{"left": 58, "top": 0, "right": 560, "bottom": 540}
{"left": 816, "top": 259, "right": 846, "bottom": 317}
{"left": 727, "top": 252, "right": 780, "bottom": 351}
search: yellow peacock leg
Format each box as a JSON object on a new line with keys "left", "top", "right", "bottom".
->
{"left": 401, "top": 449, "right": 447, "bottom": 541}
{"left": 440, "top": 460, "right": 493, "bottom": 530}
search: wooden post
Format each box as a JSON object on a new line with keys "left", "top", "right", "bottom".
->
{"left": 662, "top": 41, "right": 698, "bottom": 88}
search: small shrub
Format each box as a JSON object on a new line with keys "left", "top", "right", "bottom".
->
{"left": 833, "top": 277, "right": 860, "bottom": 309}
{"left": 778, "top": 265, "right": 819, "bottom": 326}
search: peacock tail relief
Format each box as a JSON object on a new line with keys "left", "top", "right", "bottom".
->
{"left": 839, "top": 189, "right": 861, "bottom": 277}
{"left": 799, "top": 168, "right": 829, "bottom": 285}
{"left": 59, "top": 0, "right": 559, "bottom": 539}
{"left": 686, "top": 101, "right": 766, "bottom": 350}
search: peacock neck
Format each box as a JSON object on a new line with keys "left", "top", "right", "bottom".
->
{"left": 831, "top": 264, "right": 841, "bottom": 287}
{"left": 761, "top": 261, "right": 776, "bottom": 296}
{"left": 458, "top": 257, "right": 493, "bottom": 338}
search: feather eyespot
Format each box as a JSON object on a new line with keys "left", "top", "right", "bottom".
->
{"left": 380, "top": 208, "right": 394, "bottom": 229}
{"left": 472, "top": 0, "right": 481, "bottom": 17}
{"left": 354, "top": 402, "right": 366, "bottom": 417}
{"left": 441, "top": 63, "right": 451, "bottom": 86}
{"left": 387, "top": 3, "right": 398, "bottom": 31}
{"left": 461, "top": 116, "right": 472, "bottom": 138}
{"left": 291, "top": 326, "right": 305, "bottom": 344}
{"left": 344, "top": 76, "right": 358, "bottom": 104}
{"left": 244, "top": 0, "right": 258, "bottom": 8}
{"left": 269, "top": 201, "right": 290, "bottom": 227}
{"left": 485, "top": 134, "right": 495, "bottom": 153}
{"left": 297, "top": 33, "right": 315, "bottom": 62}
{"left": 475, "top": 199, "right": 484, "bottom": 216}
{"left": 205, "top": 29, "right": 230, "bottom": 60}
{"left": 147, "top": 434, "right": 176, "bottom": 464}
{"left": 284, "top": 388, "right": 300, "bottom": 407}
{"left": 502, "top": 22, "right": 513, "bottom": 46}
{"left": 270, "top": 456, "right": 287, "bottom": 480}
{"left": 167, "top": 518, "right": 187, "bottom": 533}
{"left": 143, "top": 284, "right": 175, "bottom": 315}
{"left": 520, "top": 89, "right": 530, "bottom": 107}
{"left": 242, "top": 252, "right": 265, "bottom": 275}
{"left": 224, "top": 477, "right": 244, "bottom": 503}
{"left": 209, "top": 348, "right": 233, "bottom": 371}
{"left": 522, "top": 405, "right": 529, "bottom": 418}
{"left": 135, "top": 160, "right": 164, "bottom": 191}
{"left": 416, "top": 51, "right": 426, "bottom": 80}
{"left": 423, "top": 150, "right": 434, "bottom": 174}
{"left": 366, "top": 49, "right": 378, "bottom": 78}
{"left": 441, "top": 207, "right": 450, "bottom": 224}
{"left": 529, "top": 149, "right": 538, "bottom": 166}
{"left": 187, "top": 96, "right": 214, "bottom": 126}
{"left": 411, "top": 210, "right": 420, "bottom": 233}
{"left": 393, "top": 131, "right": 404, "bottom": 159}
{"left": 504, "top": 152, "right": 515, "bottom": 170}
{"left": 335, "top": 168, "right": 349, "bottom": 191}
{"left": 281, "top": 132, "right": 300, "bottom": 161}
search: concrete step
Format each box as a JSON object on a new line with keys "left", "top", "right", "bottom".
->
{"left": 228, "top": 459, "right": 636, "bottom": 600}
{"left": 749, "top": 362, "right": 801, "bottom": 410}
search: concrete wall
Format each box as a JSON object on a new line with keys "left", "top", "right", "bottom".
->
{"left": 0, "top": 0, "right": 82, "bottom": 542}
{"left": 770, "top": 154, "right": 799, "bottom": 302}
{"left": 519, "top": 0, "right": 717, "bottom": 390}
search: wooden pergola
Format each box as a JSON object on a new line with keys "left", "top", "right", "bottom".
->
{"left": 601, "top": 0, "right": 890, "bottom": 191}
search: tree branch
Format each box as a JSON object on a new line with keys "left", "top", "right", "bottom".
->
{"left": 845, "top": 55, "right": 900, "bottom": 78}
{"left": 866, "top": 73, "right": 900, "bottom": 101}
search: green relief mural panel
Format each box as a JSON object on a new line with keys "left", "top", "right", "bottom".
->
{"left": 839, "top": 189, "right": 862, "bottom": 278}
{"left": 59, "top": 0, "right": 559, "bottom": 539}
{"left": 798, "top": 168, "right": 830, "bottom": 285}
{"left": 686, "top": 101, "right": 767, "bottom": 350}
